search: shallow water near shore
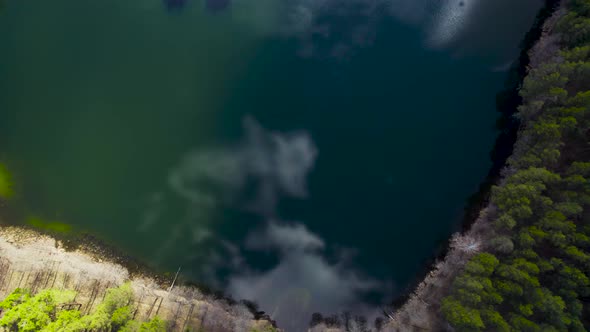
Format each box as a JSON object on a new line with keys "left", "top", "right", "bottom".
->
{"left": 0, "top": 0, "right": 543, "bottom": 330}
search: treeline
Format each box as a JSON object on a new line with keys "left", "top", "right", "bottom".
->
{"left": 0, "top": 284, "right": 166, "bottom": 332}
{"left": 441, "top": 0, "right": 590, "bottom": 331}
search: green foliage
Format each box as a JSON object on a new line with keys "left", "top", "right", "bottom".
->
{"left": 0, "top": 284, "right": 166, "bottom": 332}
{"left": 138, "top": 317, "right": 166, "bottom": 332}
{"left": 492, "top": 183, "right": 541, "bottom": 220}
{"left": 558, "top": 12, "right": 590, "bottom": 47}
{"left": 494, "top": 214, "right": 517, "bottom": 231}
{"left": 111, "top": 306, "right": 133, "bottom": 329}
{"left": 81, "top": 282, "right": 134, "bottom": 330}
{"left": 509, "top": 314, "right": 540, "bottom": 332}
{"left": 0, "top": 288, "right": 29, "bottom": 310}
{"left": 440, "top": 297, "right": 484, "bottom": 331}
{"left": 43, "top": 310, "right": 83, "bottom": 332}
{"left": 562, "top": 46, "right": 590, "bottom": 62}
{"left": 120, "top": 317, "right": 166, "bottom": 332}
{"left": 0, "top": 289, "right": 75, "bottom": 331}
{"left": 464, "top": 253, "right": 499, "bottom": 276}
{"left": 571, "top": 0, "right": 590, "bottom": 16}
{"left": 480, "top": 309, "right": 510, "bottom": 332}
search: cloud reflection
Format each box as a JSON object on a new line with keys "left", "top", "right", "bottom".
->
{"left": 225, "top": 0, "right": 540, "bottom": 62}
{"left": 139, "top": 116, "right": 318, "bottom": 262}
{"left": 229, "top": 221, "right": 382, "bottom": 332}
{"left": 167, "top": 116, "right": 317, "bottom": 216}
{"left": 140, "top": 116, "right": 385, "bottom": 330}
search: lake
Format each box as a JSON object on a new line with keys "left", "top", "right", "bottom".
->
{"left": 0, "top": 0, "right": 543, "bottom": 330}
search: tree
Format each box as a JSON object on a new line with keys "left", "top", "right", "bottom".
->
{"left": 0, "top": 288, "right": 29, "bottom": 310}
{"left": 43, "top": 310, "right": 84, "bottom": 332}
{"left": 509, "top": 314, "right": 540, "bottom": 332}
{"left": 121, "top": 317, "right": 167, "bottom": 332}
{"left": 0, "top": 289, "right": 75, "bottom": 331}
{"left": 557, "top": 11, "right": 590, "bottom": 47}
{"left": 0, "top": 284, "right": 166, "bottom": 332}
{"left": 139, "top": 317, "right": 167, "bottom": 332}
{"left": 496, "top": 261, "right": 540, "bottom": 288}
{"left": 440, "top": 297, "right": 484, "bottom": 331}
{"left": 481, "top": 310, "right": 510, "bottom": 332}
{"left": 464, "top": 253, "right": 500, "bottom": 276}
{"left": 81, "top": 283, "right": 134, "bottom": 330}
{"left": 489, "top": 236, "right": 515, "bottom": 254}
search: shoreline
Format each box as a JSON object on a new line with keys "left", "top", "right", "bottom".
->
{"left": 383, "top": 1, "right": 564, "bottom": 330}
{"left": 0, "top": 225, "right": 276, "bottom": 331}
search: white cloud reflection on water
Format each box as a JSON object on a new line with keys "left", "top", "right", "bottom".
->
{"left": 139, "top": 116, "right": 385, "bottom": 331}
{"left": 225, "top": 0, "right": 541, "bottom": 62}
{"left": 138, "top": 115, "right": 317, "bottom": 253}
{"left": 167, "top": 116, "right": 317, "bottom": 216}
{"left": 229, "top": 221, "right": 383, "bottom": 332}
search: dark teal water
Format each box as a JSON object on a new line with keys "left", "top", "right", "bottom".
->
{"left": 0, "top": 0, "right": 543, "bottom": 330}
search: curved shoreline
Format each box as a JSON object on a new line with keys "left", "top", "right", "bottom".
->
{"left": 383, "top": 1, "right": 564, "bottom": 330}
{"left": 377, "top": 0, "right": 565, "bottom": 321}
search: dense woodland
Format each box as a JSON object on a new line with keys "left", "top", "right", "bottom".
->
{"left": 442, "top": 0, "right": 590, "bottom": 330}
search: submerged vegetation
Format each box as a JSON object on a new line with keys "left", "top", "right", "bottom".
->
{"left": 26, "top": 216, "right": 72, "bottom": 235}
{"left": 0, "top": 163, "right": 14, "bottom": 199}
{"left": 442, "top": 0, "right": 590, "bottom": 330}
{"left": 0, "top": 284, "right": 166, "bottom": 332}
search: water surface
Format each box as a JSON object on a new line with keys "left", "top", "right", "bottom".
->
{"left": 0, "top": 0, "right": 543, "bottom": 330}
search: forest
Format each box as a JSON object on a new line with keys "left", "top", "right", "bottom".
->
{"left": 0, "top": 283, "right": 278, "bottom": 332}
{"left": 0, "top": 284, "right": 166, "bottom": 332}
{"left": 441, "top": 0, "right": 590, "bottom": 330}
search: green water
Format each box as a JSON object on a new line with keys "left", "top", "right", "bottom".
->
{"left": 0, "top": 0, "right": 543, "bottom": 330}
